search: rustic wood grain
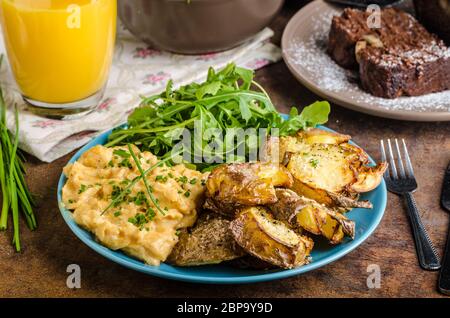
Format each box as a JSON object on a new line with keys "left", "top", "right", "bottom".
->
{"left": 0, "top": 0, "right": 449, "bottom": 298}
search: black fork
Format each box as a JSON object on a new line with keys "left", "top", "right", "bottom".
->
{"left": 380, "top": 139, "right": 441, "bottom": 271}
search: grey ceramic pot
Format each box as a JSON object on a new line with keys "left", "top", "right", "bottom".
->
{"left": 118, "top": 0, "right": 284, "bottom": 54}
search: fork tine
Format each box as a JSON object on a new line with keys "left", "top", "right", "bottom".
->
{"left": 387, "top": 139, "right": 398, "bottom": 179}
{"left": 394, "top": 139, "right": 406, "bottom": 179}
{"left": 380, "top": 140, "right": 390, "bottom": 179}
{"left": 402, "top": 139, "right": 414, "bottom": 177}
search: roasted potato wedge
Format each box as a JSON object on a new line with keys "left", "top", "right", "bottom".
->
{"left": 278, "top": 128, "right": 386, "bottom": 208}
{"left": 229, "top": 207, "right": 313, "bottom": 269}
{"left": 204, "top": 162, "right": 293, "bottom": 217}
{"left": 264, "top": 129, "right": 352, "bottom": 164}
{"left": 291, "top": 180, "right": 373, "bottom": 209}
{"left": 351, "top": 164, "right": 388, "bottom": 193}
{"left": 268, "top": 189, "right": 355, "bottom": 244}
{"left": 167, "top": 213, "right": 245, "bottom": 266}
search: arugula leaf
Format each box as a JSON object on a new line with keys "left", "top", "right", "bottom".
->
{"left": 279, "top": 101, "right": 330, "bottom": 136}
{"left": 127, "top": 106, "right": 157, "bottom": 126}
{"left": 106, "top": 63, "right": 331, "bottom": 171}
{"left": 195, "top": 81, "right": 221, "bottom": 100}
{"left": 235, "top": 67, "right": 254, "bottom": 90}
{"left": 238, "top": 96, "right": 252, "bottom": 122}
{"left": 165, "top": 79, "right": 173, "bottom": 98}
{"left": 299, "top": 101, "right": 330, "bottom": 126}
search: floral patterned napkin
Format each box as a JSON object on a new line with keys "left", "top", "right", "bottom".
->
{"left": 0, "top": 24, "right": 281, "bottom": 163}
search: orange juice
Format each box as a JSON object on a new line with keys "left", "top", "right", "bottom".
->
{"left": 0, "top": 0, "right": 116, "bottom": 104}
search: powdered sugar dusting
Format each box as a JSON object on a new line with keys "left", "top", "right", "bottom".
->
{"left": 284, "top": 10, "right": 450, "bottom": 113}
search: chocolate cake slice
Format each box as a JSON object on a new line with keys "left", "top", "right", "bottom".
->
{"left": 328, "top": 8, "right": 450, "bottom": 98}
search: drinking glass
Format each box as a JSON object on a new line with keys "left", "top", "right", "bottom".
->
{"left": 0, "top": 0, "right": 117, "bottom": 118}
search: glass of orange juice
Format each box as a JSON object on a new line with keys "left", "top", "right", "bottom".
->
{"left": 0, "top": 0, "right": 117, "bottom": 118}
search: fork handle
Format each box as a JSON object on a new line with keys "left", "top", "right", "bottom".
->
{"left": 403, "top": 192, "right": 441, "bottom": 271}
{"left": 438, "top": 226, "right": 450, "bottom": 295}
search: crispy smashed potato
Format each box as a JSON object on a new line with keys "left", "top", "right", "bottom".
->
{"left": 268, "top": 189, "right": 355, "bottom": 244}
{"left": 204, "top": 162, "right": 293, "bottom": 217}
{"left": 168, "top": 128, "right": 384, "bottom": 269}
{"left": 167, "top": 213, "right": 245, "bottom": 266}
{"left": 277, "top": 128, "right": 386, "bottom": 208}
{"left": 229, "top": 207, "right": 313, "bottom": 269}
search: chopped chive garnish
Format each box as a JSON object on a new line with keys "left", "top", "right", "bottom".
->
{"left": 133, "top": 191, "right": 148, "bottom": 206}
{"left": 146, "top": 208, "right": 156, "bottom": 221}
{"left": 128, "top": 213, "right": 147, "bottom": 228}
{"left": 78, "top": 184, "right": 88, "bottom": 194}
{"left": 118, "top": 158, "right": 132, "bottom": 169}
{"left": 177, "top": 176, "right": 188, "bottom": 184}
{"left": 120, "top": 179, "right": 130, "bottom": 185}
{"left": 309, "top": 158, "right": 319, "bottom": 168}
{"left": 101, "top": 150, "right": 180, "bottom": 215}
{"left": 155, "top": 175, "right": 168, "bottom": 183}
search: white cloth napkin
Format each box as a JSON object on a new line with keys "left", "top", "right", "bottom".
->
{"left": 0, "top": 24, "right": 281, "bottom": 162}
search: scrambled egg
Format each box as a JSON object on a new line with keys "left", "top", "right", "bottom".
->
{"left": 62, "top": 145, "right": 206, "bottom": 266}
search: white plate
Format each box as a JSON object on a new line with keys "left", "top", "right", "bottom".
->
{"left": 282, "top": 0, "right": 450, "bottom": 121}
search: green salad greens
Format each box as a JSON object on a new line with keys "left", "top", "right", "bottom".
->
{"left": 106, "top": 63, "right": 330, "bottom": 171}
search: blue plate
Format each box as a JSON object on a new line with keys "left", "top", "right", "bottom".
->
{"left": 57, "top": 119, "right": 387, "bottom": 284}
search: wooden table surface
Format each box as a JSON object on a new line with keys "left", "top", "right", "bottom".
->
{"left": 1, "top": 1, "right": 449, "bottom": 298}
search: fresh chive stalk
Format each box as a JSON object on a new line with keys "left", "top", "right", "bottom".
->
{"left": 127, "top": 144, "right": 165, "bottom": 216}
{"left": 0, "top": 55, "right": 37, "bottom": 251}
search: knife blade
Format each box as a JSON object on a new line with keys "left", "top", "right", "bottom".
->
{"left": 438, "top": 161, "right": 450, "bottom": 295}
{"left": 442, "top": 162, "right": 450, "bottom": 212}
